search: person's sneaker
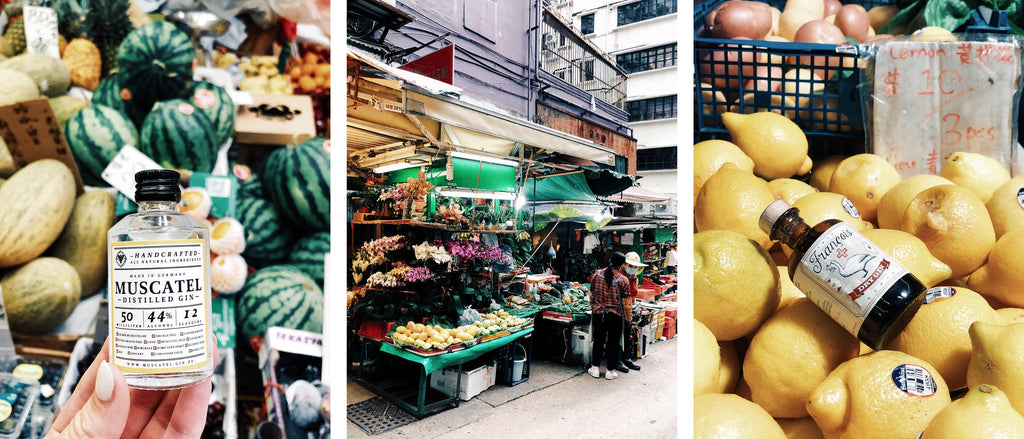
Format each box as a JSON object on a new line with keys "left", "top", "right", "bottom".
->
{"left": 587, "top": 365, "right": 601, "bottom": 378}
{"left": 605, "top": 370, "right": 618, "bottom": 380}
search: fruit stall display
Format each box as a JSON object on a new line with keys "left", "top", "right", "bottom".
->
{"left": 0, "top": 1, "right": 331, "bottom": 437}
{"left": 694, "top": 90, "right": 1024, "bottom": 437}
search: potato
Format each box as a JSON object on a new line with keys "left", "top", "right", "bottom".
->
{"left": 703, "top": 0, "right": 773, "bottom": 40}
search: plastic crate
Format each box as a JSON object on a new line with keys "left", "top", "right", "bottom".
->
{"left": 694, "top": 0, "right": 895, "bottom": 157}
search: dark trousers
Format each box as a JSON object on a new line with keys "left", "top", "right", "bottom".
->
{"left": 623, "top": 323, "right": 638, "bottom": 361}
{"left": 591, "top": 312, "right": 623, "bottom": 368}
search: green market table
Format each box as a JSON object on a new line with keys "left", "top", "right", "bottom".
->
{"left": 356, "top": 327, "right": 534, "bottom": 418}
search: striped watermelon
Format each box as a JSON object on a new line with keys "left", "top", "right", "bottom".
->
{"left": 91, "top": 76, "right": 147, "bottom": 129}
{"left": 286, "top": 231, "right": 329, "bottom": 286}
{"left": 236, "top": 196, "right": 294, "bottom": 266}
{"left": 235, "top": 172, "right": 264, "bottom": 200}
{"left": 236, "top": 265, "right": 323, "bottom": 345}
{"left": 261, "top": 137, "right": 330, "bottom": 230}
{"left": 116, "top": 21, "right": 194, "bottom": 108}
{"left": 189, "top": 80, "right": 235, "bottom": 146}
{"left": 139, "top": 99, "right": 219, "bottom": 173}
{"left": 65, "top": 104, "right": 139, "bottom": 187}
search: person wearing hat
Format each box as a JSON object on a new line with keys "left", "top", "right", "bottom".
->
{"left": 621, "top": 251, "right": 648, "bottom": 371}
{"left": 587, "top": 251, "right": 631, "bottom": 379}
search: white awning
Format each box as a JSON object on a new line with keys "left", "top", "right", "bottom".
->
{"left": 601, "top": 185, "right": 671, "bottom": 203}
{"left": 348, "top": 48, "right": 617, "bottom": 166}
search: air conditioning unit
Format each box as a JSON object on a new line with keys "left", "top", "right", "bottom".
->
{"left": 543, "top": 33, "right": 557, "bottom": 49}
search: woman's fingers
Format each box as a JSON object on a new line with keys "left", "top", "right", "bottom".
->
{"left": 44, "top": 360, "right": 130, "bottom": 439}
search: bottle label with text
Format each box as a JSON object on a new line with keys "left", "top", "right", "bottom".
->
{"left": 792, "top": 222, "right": 910, "bottom": 335}
{"left": 109, "top": 239, "right": 210, "bottom": 374}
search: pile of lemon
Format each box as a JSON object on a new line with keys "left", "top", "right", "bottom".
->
{"left": 391, "top": 322, "right": 476, "bottom": 351}
{"left": 694, "top": 110, "right": 1024, "bottom": 438}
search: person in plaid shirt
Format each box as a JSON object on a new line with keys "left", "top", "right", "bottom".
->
{"left": 587, "top": 252, "right": 631, "bottom": 380}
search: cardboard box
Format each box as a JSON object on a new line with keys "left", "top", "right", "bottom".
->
{"left": 234, "top": 93, "right": 316, "bottom": 145}
{"left": 429, "top": 362, "right": 496, "bottom": 401}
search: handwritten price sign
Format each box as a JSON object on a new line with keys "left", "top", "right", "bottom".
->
{"left": 872, "top": 40, "right": 1021, "bottom": 177}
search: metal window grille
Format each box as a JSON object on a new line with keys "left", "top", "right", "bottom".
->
{"left": 636, "top": 146, "right": 678, "bottom": 171}
{"left": 615, "top": 43, "right": 677, "bottom": 74}
{"left": 617, "top": 0, "right": 677, "bottom": 26}
{"left": 626, "top": 95, "right": 677, "bottom": 122}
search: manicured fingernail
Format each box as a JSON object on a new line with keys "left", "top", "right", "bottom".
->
{"left": 95, "top": 361, "right": 113, "bottom": 402}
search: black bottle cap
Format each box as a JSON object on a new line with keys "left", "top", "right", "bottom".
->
{"left": 135, "top": 169, "right": 182, "bottom": 202}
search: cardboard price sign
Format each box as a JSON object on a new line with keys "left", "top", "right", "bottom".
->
{"left": 0, "top": 98, "right": 84, "bottom": 193}
{"left": 872, "top": 40, "right": 1022, "bottom": 177}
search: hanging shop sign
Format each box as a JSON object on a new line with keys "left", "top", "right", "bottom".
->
{"left": 400, "top": 44, "right": 455, "bottom": 85}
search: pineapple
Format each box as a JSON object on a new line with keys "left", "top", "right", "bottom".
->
{"left": 4, "top": 18, "right": 25, "bottom": 55}
{"left": 83, "top": 0, "right": 133, "bottom": 77}
{"left": 62, "top": 38, "right": 101, "bottom": 90}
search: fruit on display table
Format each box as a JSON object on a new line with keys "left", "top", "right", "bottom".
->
{"left": 261, "top": 137, "right": 330, "bottom": 231}
{"left": 237, "top": 265, "right": 324, "bottom": 346}
{"left": 47, "top": 190, "right": 116, "bottom": 297}
{"left": 139, "top": 99, "right": 219, "bottom": 173}
{"left": 65, "top": 105, "right": 139, "bottom": 187}
{"left": 0, "top": 257, "right": 81, "bottom": 335}
{"left": 116, "top": 21, "right": 194, "bottom": 108}
{"left": 0, "top": 160, "right": 76, "bottom": 268}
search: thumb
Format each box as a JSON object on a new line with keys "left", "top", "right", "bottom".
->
{"left": 50, "top": 361, "right": 130, "bottom": 439}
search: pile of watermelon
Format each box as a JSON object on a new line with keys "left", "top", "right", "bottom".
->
{"left": 60, "top": 21, "right": 330, "bottom": 346}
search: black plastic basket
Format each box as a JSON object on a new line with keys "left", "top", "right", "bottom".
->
{"left": 694, "top": 0, "right": 897, "bottom": 157}
{"left": 496, "top": 334, "right": 532, "bottom": 386}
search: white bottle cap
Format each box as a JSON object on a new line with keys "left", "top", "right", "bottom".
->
{"left": 759, "top": 200, "right": 794, "bottom": 234}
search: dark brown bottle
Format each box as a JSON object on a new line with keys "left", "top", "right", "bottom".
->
{"left": 759, "top": 200, "right": 926, "bottom": 350}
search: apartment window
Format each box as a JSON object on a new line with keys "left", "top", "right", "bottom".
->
{"left": 626, "top": 95, "right": 677, "bottom": 122}
{"left": 583, "top": 59, "right": 595, "bottom": 81}
{"left": 617, "top": 0, "right": 677, "bottom": 26}
{"left": 636, "top": 147, "right": 678, "bottom": 171}
{"left": 616, "top": 43, "right": 677, "bottom": 74}
{"left": 555, "top": 68, "right": 567, "bottom": 81}
{"left": 580, "top": 13, "right": 594, "bottom": 34}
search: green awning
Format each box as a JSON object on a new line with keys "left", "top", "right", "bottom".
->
{"left": 388, "top": 156, "right": 516, "bottom": 192}
{"left": 525, "top": 171, "right": 596, "bottom": 202}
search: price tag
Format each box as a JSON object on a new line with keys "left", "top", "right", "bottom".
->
{"left": 22, "top": 6, "right": 59, "bottom": 59}
{"left": 0, "top": 98, "right": 84, "bottom": 193}
{"left": 101, "top": 145, "right": 163, "bottom": 201}
{"left": 211, "top": 296, "right": 235, "bottom": 349}
{"left": 872, "top": 40, "right": 1022, "bottom": 177}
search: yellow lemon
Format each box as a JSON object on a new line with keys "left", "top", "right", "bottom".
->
{"left": 694, "top": 229, "right": 781, "bottom": 341}
{"left": 985, "top": 176, "right": 1024, "bottom": 239}
{"left": 721, "top": 111, "right": 813, "bottom": 180}
{"left": 967, "top": 321, "right": 1024, "bottom": 415}
{"left": 776, "top": 265, "right": 806, "bottom": 310}
{"left": 695, "top": 163, "right": 777, "bottom": 248}
{"left": 694, "top": 139, "right": 755, "bottom": 204}
{"left": 967, "top": 228, "right": 1024, "bottom": 307}
{"left": 780, "top": 191, "right": 872, "bottom": 259}
{"left": 876, "top": 174, "right": 954, "bottom": 230}
{"left": 808, "top": 155, "right": 847, "bottom": 192}
{"left": 828, "top": 153, "right": 902, "bottom": 223}
{"left": 940, "top": 151, "right": 1011, "bottom": 204}
{"left": 860, "top": 228, "right": 952, "bottom": 288}
{"left": 996, "top": 307, "right": 1024, "bottom": 323}
{"left": 886, "top": 286, "right": 1002, "bottom": 391}
{"left": 716, "top": 340, "right": 741, "bottom": 394}
{"left": 694, "top": 393, "right": 787, "bottom": 439}
{"left": 792, "top": 192, "right": 872, "bottom": 230}
{"left": 777, "top": 417, "right": 826, "bottom": 439}
{"left": 921, "top": 384, "right": 1024, "bottom": 439}
{"left": 910, "top": 26, "right": 957, "bottom": 42}
{"left": 695, "top": 318, "right": 721, "bottom": 395}
{"left": 744, "top": 298, "right": 860, "bottom": 418}
{"left": 807, "top": 350, "right": 951, "bottom": 439}
{"left": 901, "top": 184, "right": 995, "bottom": 279}
{"left": 767, "top": 178, "right": 818, "bottom": 205}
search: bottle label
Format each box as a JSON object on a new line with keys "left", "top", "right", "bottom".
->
{"left": 109, "top": 239, "right": 210, "bottom": 374}
{"left": 891, "top": 364, "right": 938, "bottom": 397}
{"left": 924, "top": 286, "right": 956, "bottom": 304}
{"left": 792, "top": 222, "right": 911, "bottom": 335}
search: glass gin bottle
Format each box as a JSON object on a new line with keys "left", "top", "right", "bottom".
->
{"left": 759, "top": 200, "right": 926, "bottom": 350}
{"left": 107, "top": 169, "right": 214, "bottom": 389}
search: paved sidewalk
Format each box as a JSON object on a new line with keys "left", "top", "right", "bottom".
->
{"left": 346, "top": 337, "right": 678, "bottom": 438}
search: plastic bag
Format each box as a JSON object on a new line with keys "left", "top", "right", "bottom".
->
{"left": 458, "top": 307, "right": 481, "bottom": 326}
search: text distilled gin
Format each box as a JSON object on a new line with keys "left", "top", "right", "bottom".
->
{"left": 107, "top": 169, "right": 214, "bottom": 389}
{"left": 760, "top": 200, "right": 926, "bottom": 350}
